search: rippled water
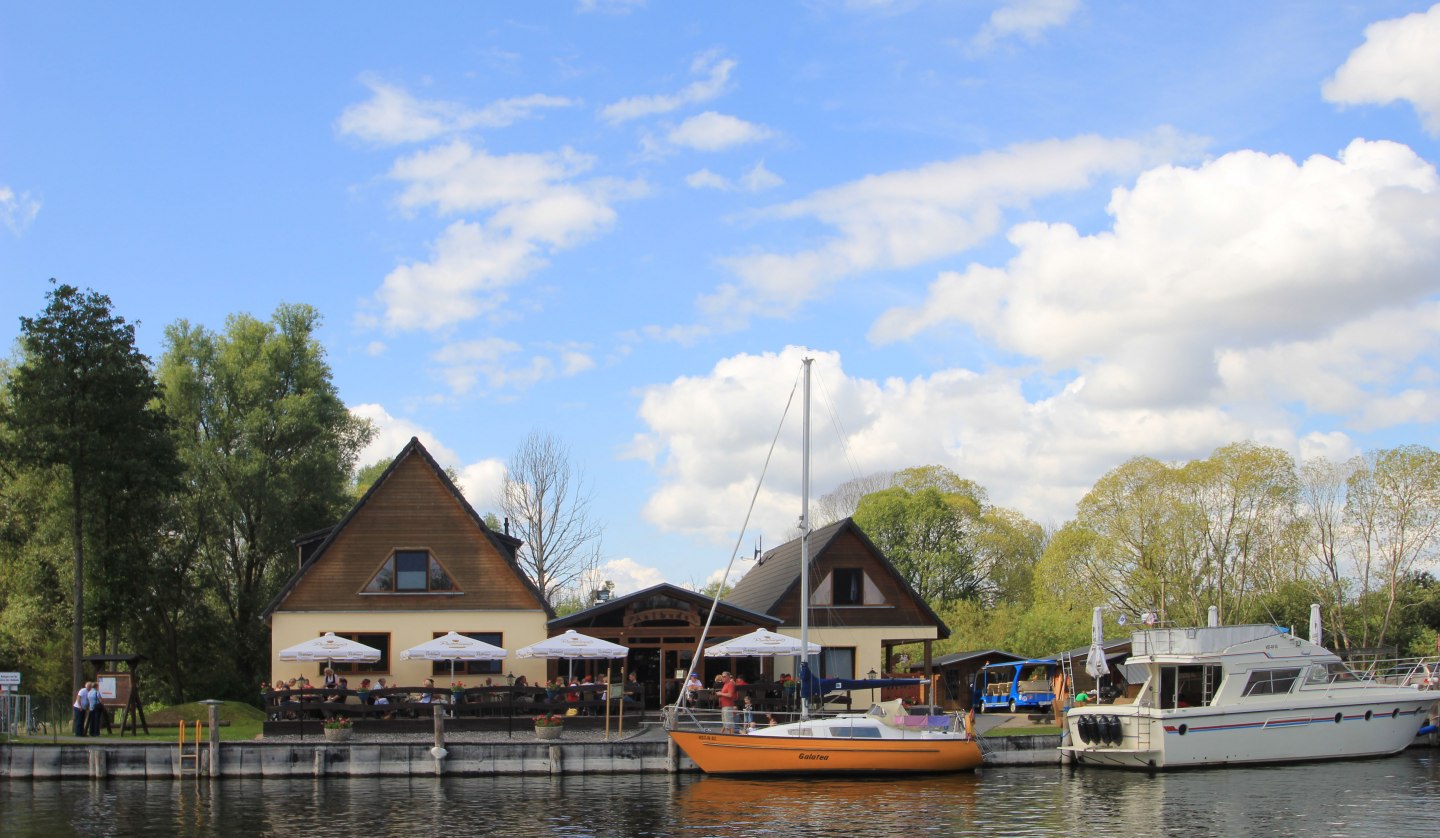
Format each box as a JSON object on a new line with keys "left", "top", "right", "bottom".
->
{"left": 3, "top": 752, "right": 1438, "bottom": 837}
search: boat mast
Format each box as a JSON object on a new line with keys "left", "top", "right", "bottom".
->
{"left": 800, "top": 357, "right": 812, "bottom": 721}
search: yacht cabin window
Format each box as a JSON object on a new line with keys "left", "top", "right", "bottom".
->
{"left": 1241, "top": 668, "right": 1302, "bottom": 697}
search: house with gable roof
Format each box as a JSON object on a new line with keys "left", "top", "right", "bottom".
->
{"left": 263, "top": 437, "right": 553, "bottom": 687}
{"left": 725, "top": 517, "right": 950, "bottom": 685}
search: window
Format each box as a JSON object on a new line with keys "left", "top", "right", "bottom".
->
{"left": 833, "top": 568, "right": 863, "bottom": 605}
{"left": 363, "top": 550, "right": 458, "bottom": 593}
{"left": 431, "top": 632, "right": 504, "bottom": 677}
{"left": 1241, "top": 668, "right": 1301, "bottom": 697}
{"left": 324, "top": 632, "right": 390, "bottom": 675}
{"left": 820, "top": 648, "right": 856, "bottom": 680}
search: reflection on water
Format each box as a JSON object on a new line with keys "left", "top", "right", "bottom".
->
{"left": 2, "top": 752, "right": 1437, "bottom": 837}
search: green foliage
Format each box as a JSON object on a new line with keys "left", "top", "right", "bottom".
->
{"left": 158, "top": 303, "right": 374, "bottom": 697}
{"left": 1, "top": 281, "right": 178, "bottom": 691}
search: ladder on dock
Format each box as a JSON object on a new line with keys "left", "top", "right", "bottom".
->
{"left": 177, "top": 720, "right": 203, "bottom": 774}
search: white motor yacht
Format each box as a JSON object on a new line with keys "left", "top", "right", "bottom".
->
{"left": 1062, "top": 623, "right": 1439, "bottom": 769}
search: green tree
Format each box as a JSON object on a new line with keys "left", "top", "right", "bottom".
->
{"left": 853, "top": 466, "right": 989, "bottom": 604}
{"left": 1, "top": 282, "right": 177, "bottom": 691}
{"left": 158, "top": 303, "right": 373, "bottom": 696}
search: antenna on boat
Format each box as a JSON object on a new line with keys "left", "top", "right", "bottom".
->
{"left": 752, "top": 535, "right": 763, "bottom": 564}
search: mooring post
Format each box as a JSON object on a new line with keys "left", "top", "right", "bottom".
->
{"left": 201, "top": 699, "right": 224, "bottom": 778}
{"left": 431, "top": 703, "right": 447, "bottom": 775}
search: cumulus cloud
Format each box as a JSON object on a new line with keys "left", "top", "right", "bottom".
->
{"left": 1324, "top": 3, "right": 1440, "bottom": 136}
{"left": 601, "top": 50, "right": 735, "bottom": 123}
{"left": 694, "top": 129, "right": 1202, "bottom": 331}
{"left": 626, "top": 346, "right": 1261, "bottom": 538}
{"left": 871, "top": 139, "right": 1440, "bottom": 416}
{"left": 369, "top": 142, "right": 629, "bottom": 332}
{"left": 972, "top": 0, "right": 1081, "bottom": 52}
{"left": 666, "top": 112, "right": 774, "bottom": 151}
{"left": 338, "top": 77, "right": 577, "bottom": 145}
{"left": 351, "top": 403, "right": 461, "bottom": 469}
{"left": 1, "top": 185, "right": 40, "bottom": 236}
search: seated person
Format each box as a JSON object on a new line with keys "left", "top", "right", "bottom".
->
{"left": 417, "top": 678, "right": 436, "bottom": 704}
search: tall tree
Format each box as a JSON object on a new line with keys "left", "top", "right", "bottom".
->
{"left": 158, "top": 304, "right": 372, "bottom": 694}
{"left": 852, "top": 466, "right": 994, "bottom": 604}
{"left": 500, "top": 429, "right": 604, "bottom": 606}
{"left": 1, "top": 281, "right": 177, "bottom": 691}
{"left": 1345, "top": 445, "right": 1440, "bottom": 649}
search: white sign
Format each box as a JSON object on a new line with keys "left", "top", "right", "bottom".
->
{"left": 99, "top": 676, "right": 117, "bottom": 700}
{"left": 0, "top": 672, "right": 20, "bottom": 686}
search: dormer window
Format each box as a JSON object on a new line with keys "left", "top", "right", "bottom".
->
{"left": 364, "top": 550, "right": 459, "bottom": 593}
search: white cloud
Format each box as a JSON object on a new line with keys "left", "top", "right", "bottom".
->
{"left": 351, "top": 403, "right": 460, "bottom": 469}
{"left": 685, "top": 161, "right": 783, "bottom": 192}
{"left": 870, "top": 140, "right": 1440, "bottom": 417}
{"left": 601, "top": 51, "right": 736, "bottom": 123}
{"left": 626, "top": 346, "right": 1259, "bottom": 538}
{"left": 666, "top": 111, "right": 774, "bottom": 151}
{"left": 338, "top": 77, "right": 577, "bottom": 145}
{"left": 972, "top": 0, "right": 1081, "bottom": 52}
{"left": 699, "top": 129, "right": 1202, "bottom": 330}
{"left": 1, "top": 185, "right": 40, "bottom": 236}
{"left": 371, "top": 142, "right": 628, "bottom": 332}
{"left": 428, "top": 338, "right": 595, "bottom": 396}
{"left": 593, "top": 557, "right": 667, "bottom": 596}
{"left": 350, "top": 402, "right": 506, "bottom": 512}
{"left": 1324, "top": 3, "right": 1440, "bottom": 136}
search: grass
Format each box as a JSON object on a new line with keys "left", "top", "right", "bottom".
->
{"left": 9, "top": 700, "right": 266, "bottom": 743}
{"left": 984, "top": 724, "right": 1061, "bottom": 737}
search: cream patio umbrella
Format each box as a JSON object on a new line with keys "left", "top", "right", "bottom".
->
{"left": 278, "top": 632, "right": 382, "bottom": 667}
{"left": 515, "top": 630, "right": 629, "bottom": 737}
{"left": 401, "top": 631, "right": 508, "bottom": 684}
{"left": 704, "top": 628, "right": 819, "bottom": 658}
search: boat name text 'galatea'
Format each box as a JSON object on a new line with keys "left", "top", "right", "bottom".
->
{"left": 799, "top": 753, "right": 829, "bottom": 761}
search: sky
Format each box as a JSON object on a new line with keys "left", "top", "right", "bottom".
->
{"left": 4, "top": 1, "right": 1440, "bottom": 596}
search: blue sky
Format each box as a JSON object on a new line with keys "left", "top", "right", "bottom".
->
{"left": 4, "top": 1, "right": 1440, "bottom": 594}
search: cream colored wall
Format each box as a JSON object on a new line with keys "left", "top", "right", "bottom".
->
{"left": 767, "top": 626, "right": 939, "bottom": 681}
{"left": 270, "top": 610, "right": 551, "bottom": 687}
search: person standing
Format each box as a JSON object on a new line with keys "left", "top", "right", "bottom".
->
{"left": 86, "top": 681, "right": 103, "bottom": 736}
{"left": 717, "top": 672, "right": 738, "bottom": 733}
{"left": 72, "top": 682, "right": 89, "bottom": 737}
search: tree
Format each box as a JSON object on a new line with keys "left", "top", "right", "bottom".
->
{"left": 0, "top": 282, "right": 178, "bottom": 691}
{"left": 852, "top": 466, "right": 992, "bottom": 604}
{"left": 1345, "top": 446, "right": 1440, "bottom": 649}
{"left": 158, "top": 304, "right": 372, "bottom": 695}
{"left": 500, "top": 430, "right": 604, "bottom": 606}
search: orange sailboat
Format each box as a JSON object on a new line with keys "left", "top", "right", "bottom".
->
{"left": 666, "top": 359, "right": 983, "bottom": 775}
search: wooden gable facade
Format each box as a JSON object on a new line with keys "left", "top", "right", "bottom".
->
{"left": 726, "top": 517, "right": 950, "bottom": 681}
{"left": 264, "top": 437, "right": 552, "bottom": 685}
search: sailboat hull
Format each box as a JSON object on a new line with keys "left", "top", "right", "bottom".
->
{"left": 668, "top": 729, "right": 983, "bottom": 775}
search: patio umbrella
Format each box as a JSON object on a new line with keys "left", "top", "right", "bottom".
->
{"left": 1084, "top": 607, "right": 1109, "bottom": 681}
{"left": 704, "top": 628, "right": 819, "bottom": 657}
{"left": 401, "top": 631, "right": 508, "bottom": 683}
{"left": 1308, "top": 603, "right": 1323, "bottom": 647}
{"left": 515, "top": 630, "right": 629, "bottom": 737}
{"left": 279, "top": 632, "right": 382, "bottom": 667}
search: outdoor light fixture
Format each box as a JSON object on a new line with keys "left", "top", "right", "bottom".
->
{"left": 506, "top": 672, "right": 515, "bottom": 687}
{"left": 867, "top": 669, "right": 878, "bottom": 680}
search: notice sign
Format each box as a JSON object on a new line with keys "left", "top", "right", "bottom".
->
{"left": 0, "top": 672, "right": 19, "bottom": 687}
{"left": 97, "top": 672, "right": 131, "bottom": 709}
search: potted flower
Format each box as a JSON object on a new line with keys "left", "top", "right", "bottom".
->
{"left": 533, "top": 713, "right": 565, "bottom": 740}
{"left": 323, "top": 716, "right": 354, "bottom": 742}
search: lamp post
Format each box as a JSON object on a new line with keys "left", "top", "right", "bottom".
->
{"left": 867, "top": 669, "right": 878, "bottom": 706}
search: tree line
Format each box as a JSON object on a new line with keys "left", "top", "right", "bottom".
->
{"left": 829, "top": 445, "right": 1440, "bottom": 662}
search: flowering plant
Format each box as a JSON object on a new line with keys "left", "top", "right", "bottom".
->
{"left": 450, "top": 681, "right": 466, "bottom": 691}
{"left": 322, "top": 716, "right": 353, "bottom": 730}
{"left": 532, "top": 713, "right": 566, "bottom": 728}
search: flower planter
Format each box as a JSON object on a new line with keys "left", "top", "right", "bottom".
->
{"left": 324, "top": 727, "right": 353, "bottom": 742}
{"left": 534, "top": 725, "right": 563, "bottom": 741}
